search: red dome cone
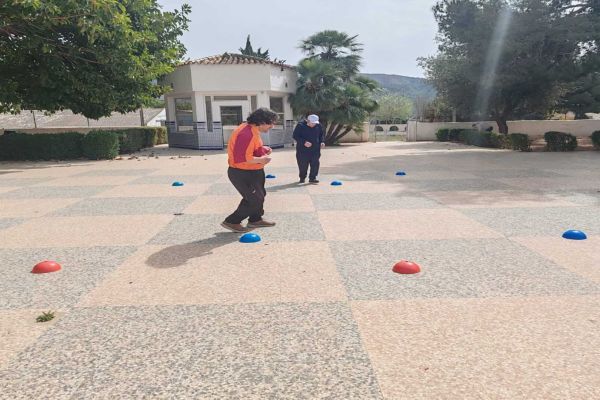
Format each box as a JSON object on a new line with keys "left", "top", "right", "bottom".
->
{"left": 392, "top": 260, "right": 420, "bottom": 274}
{"left": 32, "top": 260, "right": 62, "bottom": 274}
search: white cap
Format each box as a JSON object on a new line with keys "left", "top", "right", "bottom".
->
{"left": 307, "top": 114, "right": 320, "bottom": 124}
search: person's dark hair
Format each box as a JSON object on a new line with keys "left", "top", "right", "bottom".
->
{"left": 247, "top": 107, "right": 278, "bottom": 125}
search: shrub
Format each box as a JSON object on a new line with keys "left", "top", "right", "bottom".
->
{"left": 448, "top": 128, "right": 462, "bottom": 142}
{"left": 82, "top": 131, "right": 119, "bottom": 159}
{"left": 0, "top": 132, "right": 84, "bottom": 161}
{"left": 544, "top": 131, "right": 577, "bottom": 151}
{"left": 592, "top": 130, "right": 600, "bottom": 149}
{"left": 112, "top": 127, "right": 167, "bottom": 153}
{"left": 435, "top": 128, "right": 449, "bottom": 142}
{"left": 491, "top": 133, "right": 510, "bottom": 149}
{"left": 509, "top": 133, "right": 531, "bottom": 152}
{"left": 155, "top": 127, "right": 167, "bottom": 145}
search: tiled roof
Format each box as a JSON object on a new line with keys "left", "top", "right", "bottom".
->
{"left": 180, "top": 53, "right": 295, "bottom": 70}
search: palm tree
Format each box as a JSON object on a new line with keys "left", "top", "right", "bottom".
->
{"left": 239, "top": 35, "right": 270, "bottom": 60}
{"left": 292, "top": 30, "right": 378, "bottom": 144}
{"left": 299, "top": 30, "right": 362, "bottom": 80}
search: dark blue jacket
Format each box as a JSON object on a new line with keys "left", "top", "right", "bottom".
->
{"left": 293, "top": 121, "right": 324, "bottom": 153}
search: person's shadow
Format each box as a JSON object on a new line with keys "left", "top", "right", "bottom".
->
{"left": 146, "top": 232, "right": 240, "bottom": 269}
{"left": 266, "top": 182, "right": 303, "bottom": 193}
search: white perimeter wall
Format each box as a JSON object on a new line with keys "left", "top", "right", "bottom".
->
{"left": 407, "top": 120, "right": 600, "bottom": 141}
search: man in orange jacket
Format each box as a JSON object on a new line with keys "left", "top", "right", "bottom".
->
{"left": 221, "top": 108, "right": 278, "bottom": 233}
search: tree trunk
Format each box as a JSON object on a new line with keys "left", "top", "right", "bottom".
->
{"left": 496, "top": 117, "right": 508, "bottom": 135}
{"left": 325, "top": 124, "right": 350, "bottom": 145}
{"left": 139, "top": 108, "right": 145, "bottom": 126}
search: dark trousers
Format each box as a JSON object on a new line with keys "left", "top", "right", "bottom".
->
{"left": 224, "top": 167, "right": 266, "bottom": 224}
{"left": 296, "top": 152, "right": 320, "bottom": 180}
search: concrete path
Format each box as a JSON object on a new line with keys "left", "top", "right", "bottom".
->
{"left": 1, "top": 142, "right": 599, "bottom": 399}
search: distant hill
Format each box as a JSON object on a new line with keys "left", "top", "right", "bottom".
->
{"left": 362, "top": 73, "right": 436, "bottom": 102}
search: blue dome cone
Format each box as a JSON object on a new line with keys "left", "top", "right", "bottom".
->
{"left": 265, "top": 174, "right": 276, "bottom": 179}
{"left": 172, "top": 181, "right": 184, "bottom": 187}
{"left": 240, "top": 233, "right": 261, "bottom": 243}
{"left": 331, "top": 180, "right": 343, "bottom": 186}
{"left": 396, "top": 171, "right": 406, "bottom": 176}
{"left": 562, "top": 230, "right": 587, "bottom": 240}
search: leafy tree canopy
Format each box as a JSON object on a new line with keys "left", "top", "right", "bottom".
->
{"left": 0, "top": 0, "right": 190, "bottom": 119}
{"left": 291, "top": 30, "right": 378, "bottom": 145}
{"left": 420, "top": 0, "right": 599, "bottom": 133}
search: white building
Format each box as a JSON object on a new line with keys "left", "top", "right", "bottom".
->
{"left": 162, "top": 53, "right": 298, "bottom": 149}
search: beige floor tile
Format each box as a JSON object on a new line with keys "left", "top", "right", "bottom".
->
{"left": 318, "top": 209, "right": 502, "bottom": 240}
{"left": 307, "top": 180, "right": 405, "bottom": 194}
{"left": 0, "top": 198, "right": 81, "bottom": 217}
{"left": 33, "top": 176, "right": 137, "bottom": 187}
{"left": 0, "top": 215, "right": 173, "bottom": 247}
{"left": 148, "top": 159, "right": 228, "bottom": 175}
{"left": 0, "top": 309, "right": 62, "bottom": 369}
{"left": 424, "top": 190, "right": 578, "bottom": 208}
{"left": 1, "top": 165, "right": 92, "bottom": 179}
{"left": 352, "top": 296, "right": 600, "bottom": 400}
{"left": 513, "top": 236, "right": 600, "bottom": 283}
{"left": 0, "top": 187, "right": 18, "bottom": 194}
{"left": 184, "top": 194, "right": 315, "bottom": 214}
{"left": 93, "top": 184, "right": 210, "bottom": 198}
{"left": 78, "top": 241, "right": 347, "bottom": 306}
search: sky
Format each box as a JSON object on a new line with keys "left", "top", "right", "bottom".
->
{"left": 156, "top": 0, "right": 440, "bottom": 78}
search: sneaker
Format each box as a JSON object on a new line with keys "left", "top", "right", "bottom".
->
{"left": 299, "top": 178, "right": 306, "bottom": 184}
{"left": 309, "top": 179, "right": 319, "bottom": 184}
{"left": 247, "top": 219, "right": 276, "bottom": 228}
{"left": 221, "top": 221, "right": 251, "bottom": 233}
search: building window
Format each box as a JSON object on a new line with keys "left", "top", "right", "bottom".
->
{"left": 269, "top": 96, "right": 284, "bottom": 126}
{"left": 251, "top": 95, "right": 257, "bottom": 112}
{"left": 175, "top": 97, "right": 193, "bottom": 132}
{"left": 220, "top": 106, "right": 243, "bottom": 126}
{"left": 205, "top": 96, "right": 213, "bottom": 132}
{"left": 213, "top": 95, "right": 248, "bottom": 101}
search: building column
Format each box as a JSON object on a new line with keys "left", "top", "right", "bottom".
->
{"left": 192, "top": 92, "right": 206, "bottom": 122}
{"left": 256, "top": 92, "right": 270, "bottom": 109}
{"left": 283, "top": 95, "right": 293, "bottom": 121}
{"left": 165, "top": 97, "right": 177, "bottom": 133}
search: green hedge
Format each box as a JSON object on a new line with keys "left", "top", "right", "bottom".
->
{"left": 509, "top": 133, "right": 531, "bottom": 152}
{"left": 544, "top": 131, "right": 577, "bottom": 151}
{"left": 0, "top": 132, "right": 84, "bottom": 161}
{"left": 458, "top": 129, "right": 502, "bottom": 148}
{"left": 448, "top": 128, "right": 462, "bottom": 142}
{"left": 0, "top": 127, "right": 165, "bottom": 161}
{"left": 435, "top": 128, "right": 449, "bottom": 142}
{"left": 107, "top": 127, "right": 167, "bottom": 154}
{"left": 82, "top": 131, "right": 119, "bottom": 159}
{"left": 592, "top": 131, "right": 600, "bottom": 149}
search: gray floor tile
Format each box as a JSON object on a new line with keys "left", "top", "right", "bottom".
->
{"left": 0, "top": 218, "right": 24, "bottom": 230}
{"left": 2, "top": 303, "right": 382, "bottom": 399}
{"left": 460, "top": 206, "right": 600, "bottom": 236}
{"left": 404, "top": 178, "right": 515, "bottom": 192}
{"left": 49, "top": 196, "right": 196, "bottom": 216}
{"left": 73, "top": 169, "right": 159, "bottom": 177}
{"left": 205, "top": 182, "right": 310, "bottom": 195}
{"left": 0, "top": 178, "right": 49, "bottom": 187}
{"left": 0, "top": 186, "right": 113, "bottom": 199}
{"left": 0, "top": 246, "right": 137, "bottom": 309}
{"left": 329, "top": 239, "right": 599, "bottom": 300}
{"left": 313, "top": 193, "right": 442, "bottom": 210}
